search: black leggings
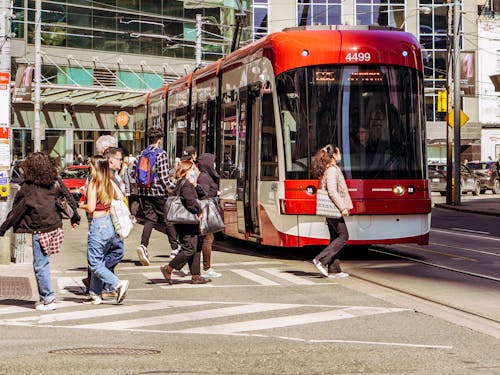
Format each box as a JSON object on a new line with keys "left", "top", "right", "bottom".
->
{"left": 315, "top": 217, "right": 349, "bottom": 273}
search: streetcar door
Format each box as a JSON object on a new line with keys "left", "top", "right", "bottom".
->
{"left": 236, "top": 85, "right": 261, "bottom": 237}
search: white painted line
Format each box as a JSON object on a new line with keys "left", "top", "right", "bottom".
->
{"left": 177, "top": 306, "right": 407, "bottom": 334}
{"left": 450, "top": 227, "right": 490, "bottom": 235}
{"left": 8, "top": 300, "right": 208, "bottom": 325}
{"left": 57, "top": 277, "right": 85, "bottom": 294}
{"left": 231, "top": 269, "right": 280, "bottom": 286}
{"left": 259, "top": 268, "right": 316, "bottom": 285}
{"left": 432, "top": 228, "right": 500, "bottom": 242}
{"left": 429, "top": 242, "right": 500, "bottom": 257}
{"left": 76, "top": 303, "right": 298, "bottom": 330}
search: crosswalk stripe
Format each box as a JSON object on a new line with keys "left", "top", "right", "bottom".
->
{"left": 76, "top": 302, "right": 298, "bottom": 330}
{"left": 57, "top": 277, "right": 85, "bottom": 294}
{"left": 259, "top": 268, "right": 316, "bottom": 285}
{"left": 177, "top": 306, "right": 407, "bottom": 334}
{"left": 6, "top": 300, "right": 208, "bottom": 325}
{"left": 231, "top": 269, "right": 280, "bottom": 285}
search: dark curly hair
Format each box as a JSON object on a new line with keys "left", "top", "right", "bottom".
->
{"left": 147, "top": 127, "right": 165, "bottom": 143}
{"left": 311, "top": 144, "right": 338, "bottom": 179}
{"left": 21, "top": 152, "right": 59, "bottom": 187}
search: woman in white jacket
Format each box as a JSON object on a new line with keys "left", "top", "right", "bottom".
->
{"left": 312, "top": 144, "right": 353, "bottom": 278}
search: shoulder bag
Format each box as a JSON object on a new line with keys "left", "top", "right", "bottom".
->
{"left": 199, "top": 197, "right": 225, "bottom": 235}
{"left": 164, "top": 179, "right": 200, "bottom": 225}
{"left": 55, "top": 182, "right": 74, "bottom": 220}
{"left": 110, "top": 182, "right": 134, "bottom": 238}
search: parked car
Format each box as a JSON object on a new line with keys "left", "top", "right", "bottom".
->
{"left": 428, "top": 163, "right": 480, "bottom": 196}
{"left": 60, "top": 165, "right": 90, "bottom": 202}
{"left": 465, "top": 161, "right": 500, "bottom": 194}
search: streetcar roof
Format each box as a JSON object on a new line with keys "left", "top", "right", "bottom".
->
{"left": 145, "top": 27, "right": 422, "bottom": 105}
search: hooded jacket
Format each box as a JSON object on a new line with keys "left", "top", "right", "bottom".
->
{"left": 197, "top": 153, "right": 220, "bottom": 198}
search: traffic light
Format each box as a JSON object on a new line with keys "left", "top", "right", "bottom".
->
{"left": 437, "top": 89, "right": 447, "bottom": 112}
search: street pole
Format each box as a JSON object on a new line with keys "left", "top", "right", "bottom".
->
{"left": 195, "top": 14, "right": 202, "bottom": 68}
{"left": 33, "top": 0, "right": 41, "bottom": 151}
{"left": 453, "top": 0, "right": 461, "bottom": 205}
{"left": 0, "top": 0, "right": 12, "bottom": 264}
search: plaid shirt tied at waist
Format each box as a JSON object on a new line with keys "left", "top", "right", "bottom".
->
{"left": 38, "top": 228, "right": 64, "bottom": 255}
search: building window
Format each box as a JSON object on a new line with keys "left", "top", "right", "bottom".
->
{"left": 355, "top": 0, "right": 404, "bottom": 27}
{"left": 254, "top": 0, "right": 268, "bottom": 40}
{"left": 297, "top": 0, "right": 342, "bottom": 26}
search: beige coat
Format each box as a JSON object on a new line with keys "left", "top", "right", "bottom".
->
{"left": 320, "top": 164, "right": 353, "bottom": 212}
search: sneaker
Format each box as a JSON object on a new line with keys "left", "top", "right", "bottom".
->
{"left": 101, "top": 290, "right": 118, "bottom": 300}
{"left": 169, "top": 247, "right": 180, "bottom": 259}
{"left": 328, "top": 272, "right": 349, "bottom": 279}
{"left": 35, "top": 301, "right": 56, "bottom": 311}
{"left": 115, "top": 280, "right": 129, "bottom": 304}
{"left": 179, "top": 264, "right": 190, "bottom": 277}
{"left": 137, "top": 245, "right": 150, "bottom": 266}
{"left": 83, "top": 295, "right": 103, "bottom": 305}
{"left": 202, "top": 268, "right": 221, "bottom": 278}
{"left": 312, "top": 258, "right": 328, "bottom": 277}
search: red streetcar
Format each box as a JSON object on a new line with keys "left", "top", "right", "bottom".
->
{"left": 139, "top": 26, "right": 431, "bottom": 247}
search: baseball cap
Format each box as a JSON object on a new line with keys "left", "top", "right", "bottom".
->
{"left": 181, "top": 146, "right": 196, "bottom": 160}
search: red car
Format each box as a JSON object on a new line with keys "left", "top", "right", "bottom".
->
{"left": 60, "top": 165, "right": 89, "bottom": 202}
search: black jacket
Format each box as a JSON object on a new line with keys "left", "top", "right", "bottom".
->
{"left": 175, "top": 178, "right": 203, "bottom": 215}
{"left": 197, "top": 153, "right": 219, "bottom": 199}
{"left": 0, "top": 180, "right": 80, "bottom": 236}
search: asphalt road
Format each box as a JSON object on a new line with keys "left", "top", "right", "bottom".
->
{"left": 0, "top": 198, "right": 499, "bottom": 374}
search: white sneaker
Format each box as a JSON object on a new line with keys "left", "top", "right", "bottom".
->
{"left": 115, "top": 280, "right": 129, "bottom": 304}
{"left": 328, "top": 272, "right": 349, "bottom": 279}
{"left": 178, "top": 264, "right": 190, "bottom": 277}
{"left": 137, "top": 245, "right": 150, "bottom": 266}
{"left": 169, "top": 247, "right": 180, "bottom": 259}
{"left": 202, "top": 268, "right": 221, "bottom": 278}
{"left": 83, "top": 295, "right": 103, "bottom": 305}
{"left": 312, "top": 258, "right": 328, "bottom": 277}
{"left": 35, "top": 302, "right": 56, "bottom": 311}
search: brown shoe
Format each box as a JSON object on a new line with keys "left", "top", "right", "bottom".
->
{"left": 160, "top": 265, "right": 173, "bottom": 285}
{"left": 191, "top": 276, "right": 211, "bottom": 284}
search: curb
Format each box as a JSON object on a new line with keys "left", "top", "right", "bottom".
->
{"left": 434, "top": 203, "right": 500, "bottom": 217}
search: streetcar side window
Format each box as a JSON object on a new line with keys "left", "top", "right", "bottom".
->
{"left": 261, "top": 93, "right": 278, "bottom": 180}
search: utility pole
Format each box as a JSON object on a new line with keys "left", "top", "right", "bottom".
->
{"left": 33, "top": 0, "right": 41, "bottom": 151}
{"left": 453, "top": 0, "right": 461, "bottom": 205}
{"left": 0, "top": 0, "right": 12, "bottom": 264}
{"left": 195, "top": 14, "right": 202, "bottom": 67}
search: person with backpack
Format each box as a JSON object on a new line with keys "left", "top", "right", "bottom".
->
{"left": 133, "top": 128, "right": 179, "bottom": 266}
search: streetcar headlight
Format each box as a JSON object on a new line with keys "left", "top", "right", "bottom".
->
{"left": 393, "top": 185, "right": 405, "bottom": 195}
{"left": 301, "top": 49, "right": 310, "bottom": 57}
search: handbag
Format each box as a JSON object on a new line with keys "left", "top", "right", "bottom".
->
{"left": 164, "top": 195, "right": 200, "bottom": 225}
{"left": 199, "top": 198, "right": 225, "bottom": 235}
{"left": 315, "top": 188, "right": 342, "bottom": 218}
{"left": 109, "top": 182, "right": 134, "bottom": 238}
{"left": 55, "top": 196, "right": 74, "bottom": 219}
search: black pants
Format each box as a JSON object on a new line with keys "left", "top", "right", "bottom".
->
{"left": 169, "top": 223, "right": 201, "bottom": 276}
{"left": 315, "top": 217, "right": 349, "bottom": 273}
{"left": 140, "top": 196, "right": 178, "bottom": 250}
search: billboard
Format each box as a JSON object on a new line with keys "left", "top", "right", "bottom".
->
{"left": 460, "top": 51, "right": 475, "bottom": 97}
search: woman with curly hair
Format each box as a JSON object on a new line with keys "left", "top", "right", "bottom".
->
{"left": 0, "top": 152, "right": 80, "bottom": 311}
{"left": 80, "top": 156, "right": 129, "bottom": 305}
{"left": 311, "top": 144, "right": 353, "bottom": 278}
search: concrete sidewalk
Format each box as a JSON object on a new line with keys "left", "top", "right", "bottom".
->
{"left": 434, "top": 197, "right": 500, "bottom": 217}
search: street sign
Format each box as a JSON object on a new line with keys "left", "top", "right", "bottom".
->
{"left": 446, "top": 110, "right": 469, "bottom": 128}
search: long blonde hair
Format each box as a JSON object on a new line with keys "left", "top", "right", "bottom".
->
{"left": 90, "top": 157, "right": 114, "bottom": 204}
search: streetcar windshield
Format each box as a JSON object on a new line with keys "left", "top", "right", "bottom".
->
{"left": 277, "top": 65, "right": 425, "bottom": 180}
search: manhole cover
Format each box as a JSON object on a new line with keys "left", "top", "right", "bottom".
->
{"left": 48, "top": 348, "right": 160, "bottom": 355}
{"left": 0, "top": 276, "right": 32, "bottom": 299}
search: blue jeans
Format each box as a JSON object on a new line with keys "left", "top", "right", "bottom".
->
{"left": 102, "top": 236, "right": 124, "bottom": 292}
{"left": 32, "top": 234, "right": 55, "bottom": 304}
{"left": 87, "top": 215, "right": 119, "bottom": 296}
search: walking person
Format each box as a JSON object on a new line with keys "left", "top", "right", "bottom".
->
{"left": 80, "top": 157, "right": 129, "bottom": 304}
{"left": 133, "top": 128, "right": 180, "bottom": 266}
{"left": 0, "top": 152, "right": 80, "bottom": 311}
{"left": 311, "top": 144, "right": 353, "bottom": 278}
{"left": 159, "top": 160, "right": 211, "bottom": 285}
{"left": 197, "top": 153, "right": 222, "bottom": 278}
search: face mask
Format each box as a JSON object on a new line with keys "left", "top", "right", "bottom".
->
{"left": 189, "top": 169, "right": 197, "bottom": 180}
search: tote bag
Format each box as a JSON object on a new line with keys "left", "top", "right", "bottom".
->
{"left": 199, "top": 198, "right": 225, "bottom": 235}
{"left": 315, "top": 188, "right": 342, "bottom": 218}
{"left": 110, "top": 182, "right": 134, "bottom": 238}
{"left": 164, "top": 195, "right": 200, "bottom": 225}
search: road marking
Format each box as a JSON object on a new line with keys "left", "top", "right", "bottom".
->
{"left": 76, "top": 302, "right": 298, "bottom": 330}
{"left": 398, "top": 244, "right": 476, "bottom": 261}
{"left": 119, "top": 261, "right": 282, "bottom": 271}
{"left": 429, "top": 242, "right": 500, "bottom": 257}
{"left": 432, "top": 228, "right": 500, "bottom": 242}
{"left": 57, "top": 277, "right": 85, "bottom": 294}
{"left": 259, "top": 268, "right": 316, "bottom": 285}
{"left": 450, "top": 227, "right": 490, "bottom": 235}
{"left": 232, "top": 269, "right": 280, "bottom": 285}
{"left": 177, "top": 306, "right": 406, "bottom": 334}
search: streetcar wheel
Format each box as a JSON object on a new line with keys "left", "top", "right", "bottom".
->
{"left": 472, "top": 182, "right": 480, "bottom": 196}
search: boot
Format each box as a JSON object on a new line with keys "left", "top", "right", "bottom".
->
{"left": 191, "top": 275, "right": 211, "bottom": 284}
{"left": 160, "top": 265, "right": 174, "bottom": 285}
